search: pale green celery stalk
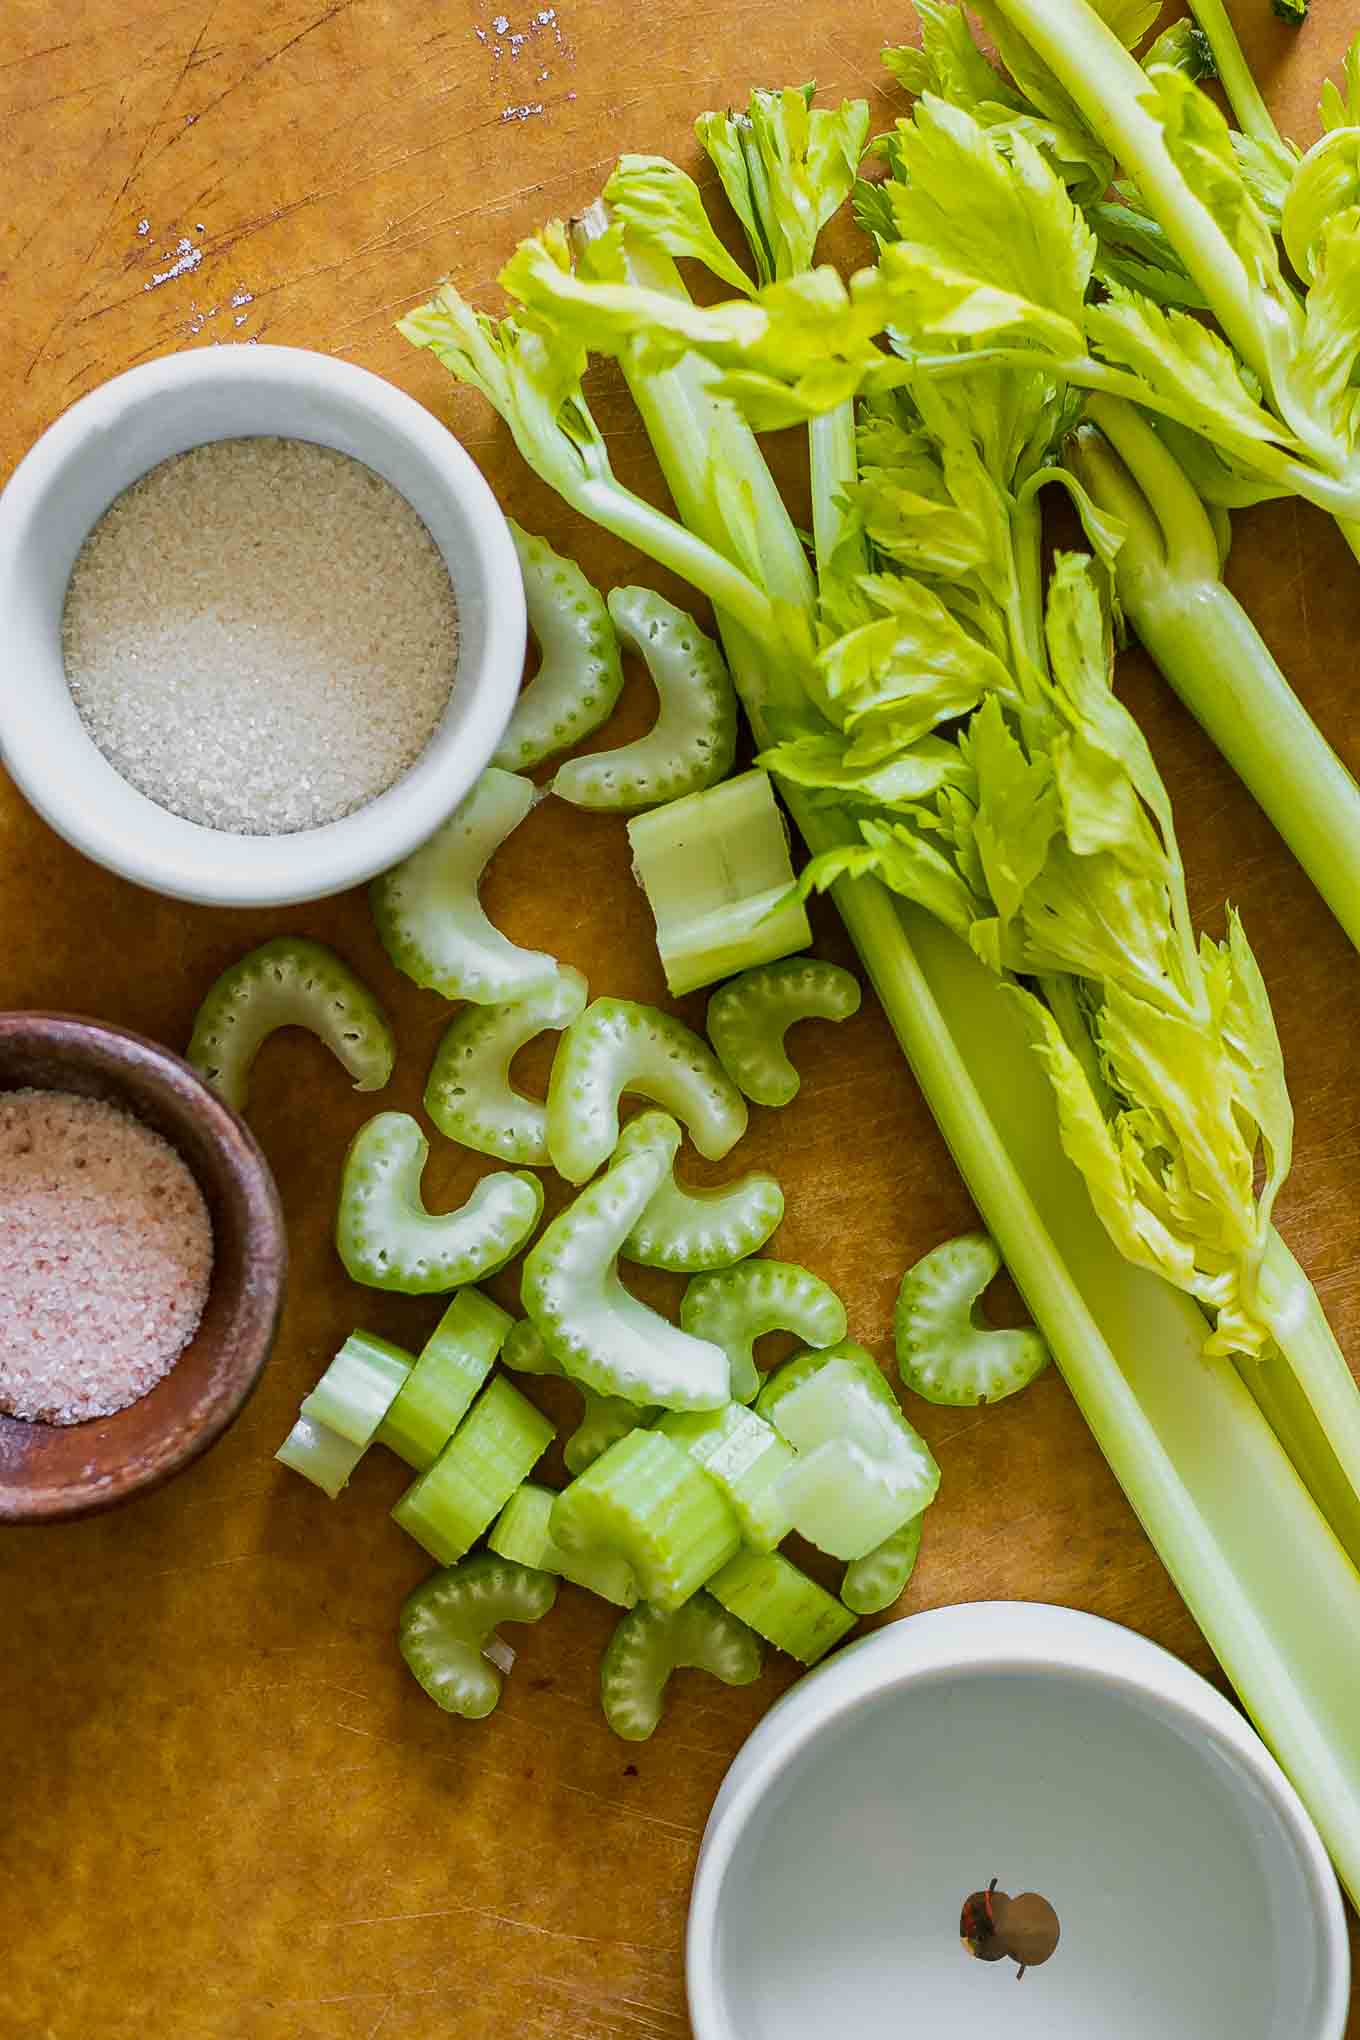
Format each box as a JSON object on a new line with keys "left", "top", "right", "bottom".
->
{"left": 904, "top": 349, "right": 1359, "bottom": 522}
{"left": 1069, "top": 396, "right": 1360, "bottom": 957}
{"left": 1185, "top": 0, "right": 1280, "bottom": 148}
{"left": 810, "top": 405, "right": 866, "bottom": 587}
{"left": 602, "top": 216, "right": 1360, "bottom": 1621}
{"left": 1253, "top": 1233, "right": 1360, "bottom": 1570}
{"left": 1066, "top": 400, "right": 1360, "bottom": 1566}
{"left": 985, "top": 0, "right": 1266, "bottom": 380}
{"left": 985, "top": 0, "right": 1360, "bottom": 565}
{"left": 411, "top": 251, "right": 1360, "bottom": 1898}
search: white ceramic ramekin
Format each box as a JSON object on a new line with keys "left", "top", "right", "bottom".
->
{"left": 0, "top": 345, "right": 525, "bottom": 907}
{"left": 687, "top": 1603, "right": 1350, "bottom": 2040}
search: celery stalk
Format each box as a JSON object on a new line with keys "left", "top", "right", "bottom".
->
{"left": 1069, "top": 398, "right": 1360, "bottom": 960}
{"left": 404, "top": 224, "right": 1360, "bottom": 1902}
{"left": 985, "top": 0, "right": 1266, "bottom": 379}
{"left": 626, "top": 769, "right": 812, "bottom": 994}
{"left": 610, "top": 381, "right": 1360, "bottom": 1898}
{"left": 1185, "top": 0, "right": 1282, "bottom": 149}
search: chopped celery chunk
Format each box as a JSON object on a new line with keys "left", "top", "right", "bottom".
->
{"left": 553, "top": 586, "right": 737, "bottom": 813}
{"left": 681, "top": 1259, "right": 848, "bottom": 1403}
{"left": 708, "top": 1548, "right": 855, "bottom": 1664}
{"left": 755, "top": 1340, "right": 898, "bottom": 1424}
{"left": 772, "top": 1358, "right": 940, "bottom": 1560}
{"left": 546, "top": 998, "right": 747, "bottom": 1185}
{"left": 600, "top": 1593, "right": 763, "bottom": 1741}
{"left": 424, "top": 966, "right": 589, "bottom": 1167}
{"left": 501, "top": 1318, "right": 564, "bottom": 1377}
{"left": 489, "top": 1482, "right": 638, "bottom": 1606}
{"left": 187, "top": 936, "right": 395, "bottom": 1114}
{"left": 337, "top": 1111, "right": 544, "bottom": 1294}
{"left": 522, "top": 1112, "right": 730, "bottom": 1409}
{"left": 371, "top": 767, "right": 561, "bottom": 1005}
{"left": 493, "top": 523, "right": 625, "bottom": 772}
{"left": 614, "top": 1108, "right": 782, "bottom": 1273}
{"left": 622, "top": 1159, "right": 784, "bottom": 1272}
{"left": 706, "top": 957, "right": 861, "bottom": 1107}
{"left": 894, "top": 1231, "right": 1050, "bottom": 1406}
{"left": 626, "top": 768, "right": 812, "bottom": 995}
{"left": 565, "top": 1390, "right": 656, "bottom": 1474}
{"left": 300, "top": 1330, "right": 412, "bottom": 1448}
{"left": 377, "top": 1289, "right": 514, "bottom": 1470}
{"left": 392, "top": 1375, "right": 555, "bottom": 1565}
{"left": 656, "top": 1404, "right": 795, "bottom": 1551}
{"left": 552, "top": 1429, "right": 740, "bottom": 1611}
{"left": 842, "top": 1515, "right": 924, "bottom": 1616}
{"left": 399, "top": 1554, "right": 557, "bottom": 1719}
{"left": 275, "top": 1414, "right": 367, "bottom": 1500}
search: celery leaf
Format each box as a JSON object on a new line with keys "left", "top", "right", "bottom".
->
{"left": 603, "top": 156, "right": 756, "bottom": 296}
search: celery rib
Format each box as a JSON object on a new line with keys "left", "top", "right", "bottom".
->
{"left": 1071, "top": 398, "right": 1360, "bottom": 960}
{"left": 403, "top": 200, "right": 1360, "bottom": 1903}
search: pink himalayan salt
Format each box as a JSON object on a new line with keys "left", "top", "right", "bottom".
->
{"left": 0, "top": 1087, "right": 213, "bottom": 1425}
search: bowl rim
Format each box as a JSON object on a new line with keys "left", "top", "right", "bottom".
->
{"left": 685, "top": 1600, "right": 1351, "bottom": 2040}
{"left": 0, "top": 343, "right": 525, "bottom": 908}
{"left": 0, "top": 1009, "right": 287, "bottom": 1522}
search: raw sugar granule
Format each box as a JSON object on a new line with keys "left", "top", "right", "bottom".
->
{"left": 0, "top": 1088, "right": 214, "bottom": 1425}
{"left": 62, "top": 436, "right": 460, "bottom": 836}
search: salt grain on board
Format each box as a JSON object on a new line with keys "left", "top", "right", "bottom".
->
{"left": 0, "top": 1090, "right": 213, "bottom": 1425}
{"left": 477, "top": 2, "right": 571, "bottom": 73}
{"left": 146, "top": 235, "right": 203, "bottom": 289}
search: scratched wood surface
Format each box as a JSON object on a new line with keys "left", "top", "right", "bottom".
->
{"left": 2, "top": 1, "right": 1359, "bottom": 2033}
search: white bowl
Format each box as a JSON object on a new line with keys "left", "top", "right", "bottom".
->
{"left": 0, "top": 345, "right": 525, "bottom": 907}
{"left": 687, "top": 1603, "right": 1349, "bottom": 2040}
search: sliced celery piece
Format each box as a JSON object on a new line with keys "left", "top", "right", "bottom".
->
{"left": 300, "top": 1330, "right": 412, "bottom": 1448}
{"left": 522, "top": 1113, "right": 730, "bottom": 1409}
{"left": 895, "top": 1231, "right": 1051, "bottom": 1406}
{"left": 424, "top": 966, "right": 589, "bottom": 1167}
{"left": 772, "top": 1358, "right": 941, "bottom": 1560}
{"left": 681, "top": 1259, "right": 848, "bottom": 1404}
{"left": 493, "top": 523, "right": 625, "bottom": 771}
{"left": 275, "top": 1413, "right": 367, "bottom": 1500}
{"left": 708, "top": 1548, "right": 855, "bottom": 1665}
{"left": 706, "top": 957, "right": 861, "bottom": 1108}
{"left": 391, "top": 1375, "right": 555, "bottom": 1565}
{"left": 565, "top": 1390, "right": 656, "bottom": 1475}
{"left": 551, "top": 1430, "right": 740, "bottom": 1611}
{"left": 501, "top": 1317, "right": 564, "bottom": 1377}
{"left": 187, "top": 936, "right": 396, "bottom": 1115}
{"left": 614, "top": 1108, "right": 783, "bottom": 1272}
{"left": 626, "top": 768, "right": 812, "bottom": 996}
{"left": 623, "top": 1167, "right": 783, "bottom": 1272}
{"left": 377, "top": 1289, "right": 514, "bottom": 1470}
{"left": 552, "top": 586, "right": 736, "bottom": 812}
{"left": 337, "top": 1111, "right": 543, "bottom": 1294}
{"left": 399, "top": 1554, "right": 557, "bottom": 1720}
{"left": 546, "top": 996, "right": 747, "bottom": 1184}
{"left": 755, "top": 1340, "right": 899, "bottom": 1425}
{"left": 489, "top": 1481, "right": 638, "bottom": 1605}
{"left": 371, "top": 767, "right": 560, "bottom": 1005}
{"left": 600, "top": 1593, "right": 763, "bottom": 1741}
{"left": 842, "top": 1515, "right": 924, "bottom": 1616}
{"left": 656, "top": 1404, "right": 795, "bottom": 1551}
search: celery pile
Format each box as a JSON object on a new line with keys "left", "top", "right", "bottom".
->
{"left": 399, "top": 65, "right": 1360, "bottom": 1896}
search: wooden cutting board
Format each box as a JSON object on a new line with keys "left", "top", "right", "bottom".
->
{"left": 3, "top": 1, "right": 1357, "bottom": 2032}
